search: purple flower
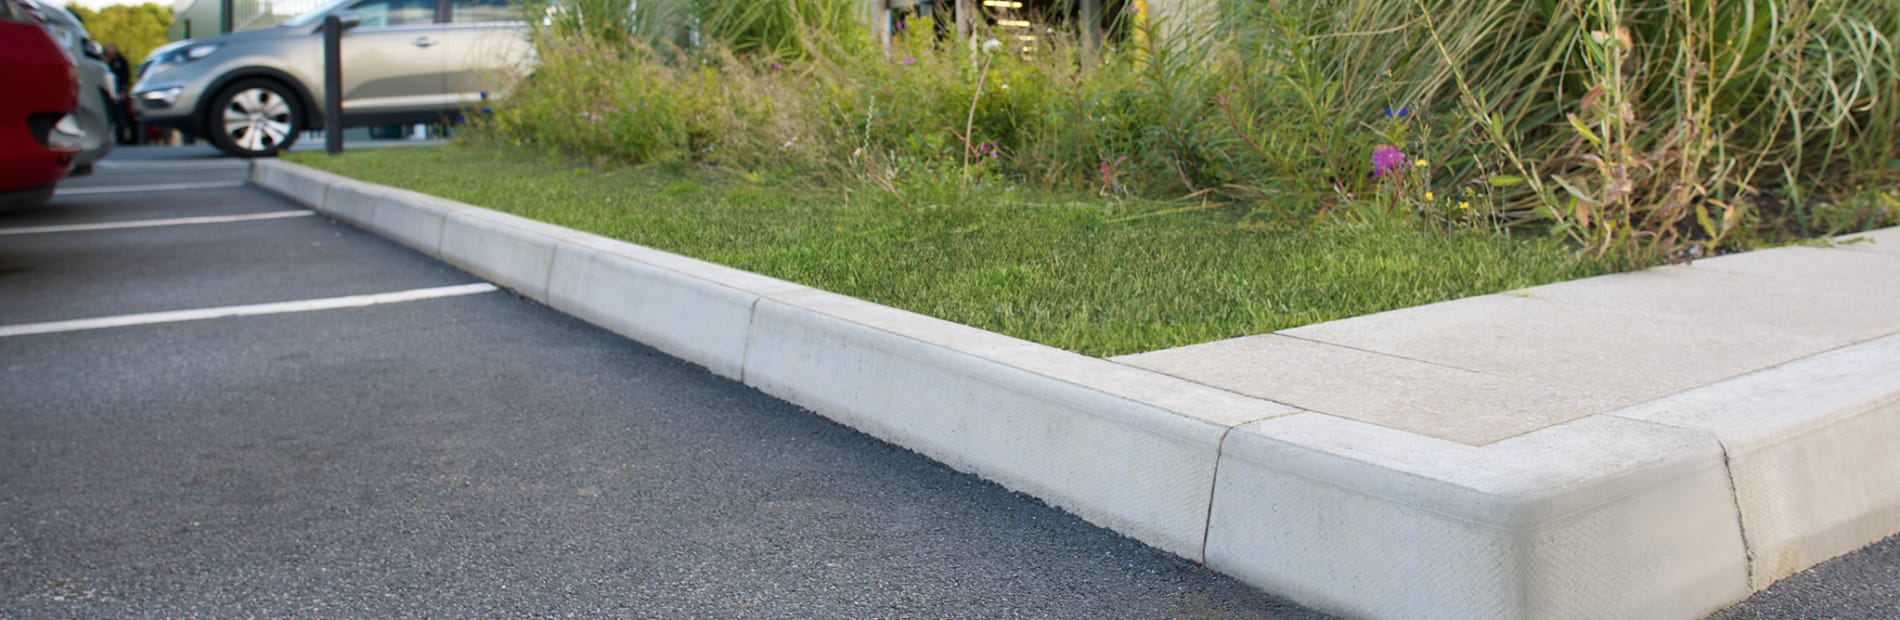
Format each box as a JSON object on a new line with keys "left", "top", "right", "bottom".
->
{"left": 772, "top": 63, "right": 781, "bottom": 71}
{"left": 1372, "top": 145, "right": 1407, "bottom": 177}
{"left": 479, "top": 90, "right": 489, "bottom": 100}
{"left": 1384, "top": 106, "right": 1410, "bottom": 119}
{"left": 900, "top": 56, "right": 916, "bottom": 65}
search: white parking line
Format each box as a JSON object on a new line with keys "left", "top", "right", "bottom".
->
{"left": 0, "top": 210, "right": 313, "bottom": 236}
{"left": 0, "top": 283, "right": 500, "bottom": 338}
{"left": 57, "top": 181, "right": 248, "bottom": 195}
{"left": 96, "top": 159, "right": 251, "bottom": 170}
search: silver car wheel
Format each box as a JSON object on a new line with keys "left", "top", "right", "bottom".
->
{"left": 220, "top": 87, "right": 294, "bottom": 154}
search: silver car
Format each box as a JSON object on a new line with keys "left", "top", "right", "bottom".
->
{"left": 24, "top": 0, "right": 114, "bottom": 175}
{"left": 132, "top": 0, "right": 530, "bottom": 157}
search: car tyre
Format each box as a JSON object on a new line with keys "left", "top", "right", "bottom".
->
{"left": 206, "top": 78, "right": 303, "bottom": 157}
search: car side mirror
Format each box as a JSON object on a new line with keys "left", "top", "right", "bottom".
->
{"left": 332, "top": 10, "right": 361, "bottom": 28}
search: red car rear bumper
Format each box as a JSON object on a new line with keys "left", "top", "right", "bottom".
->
{"left": 0, "top": 20, "right": 80, "bottom": 193}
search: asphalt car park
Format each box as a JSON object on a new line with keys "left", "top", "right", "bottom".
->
{"left": 0, "top": 151, "right": 1326, "bottom": 617}
{"left": 1, "top": 148, "right": 1894, "bottom": 617}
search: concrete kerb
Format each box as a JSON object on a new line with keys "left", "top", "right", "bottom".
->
{"left": 252, "top": 158, "right": 1251, "bottom": 561}
{"left": 247, "top": 159, "right": 1900, "bottom": 619}
{"left": 1609, "top": 332, "right": 1900, "bottom": 589}
{"left": 1208, "top": 413, "right": 1749, "bottom": 620}
{"left": 741, "top": 287, "right": 1299, "bottom": 559}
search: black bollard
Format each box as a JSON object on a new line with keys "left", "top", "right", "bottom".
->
{"left": 322, "top": 13, "right": 357, "bottom": 155}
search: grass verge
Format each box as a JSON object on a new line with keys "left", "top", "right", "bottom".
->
{"left": 290, "top": 145, "right": 1609, "bottom": 357}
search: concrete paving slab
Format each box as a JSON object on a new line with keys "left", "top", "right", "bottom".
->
{"left": 1611, "top": 333, "right": 1900, "bottom": 589}
{"left": 1207, "top": 413, "right": 1749, "bottom": 620}
{"left": 1833, "top": 226, "right": 1900, "bottom": 255}
{"left": 742, "top": 287, "right": 1231, "bottom": 561}
{"left": 1281, "top": 294, "right": 1837, "bottom": 405}
{"left": 1512, "top": 265, "right": 1900, "bottom": 345}
{"left": 1114, "top": 334, "right": 1618, "bottom": 445}
{"left": 972, "top": 343, "right": 1297, "bottom": 430}
{"left": 1686, "top": 244, "right": 1900, "bottom": 287}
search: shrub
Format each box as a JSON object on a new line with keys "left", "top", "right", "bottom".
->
{"left": 475, "top": 0, "right": 1900, "bottom": 263}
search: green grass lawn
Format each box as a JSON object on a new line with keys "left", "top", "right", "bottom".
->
{"left": 290, "top": 145, "right": 1610, "bottom": 356}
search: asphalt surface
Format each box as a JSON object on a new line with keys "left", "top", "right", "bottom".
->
{"left": 1, "top": 145, "right": 1894, "bottom": 618}
{"left": 1, "top": 148, "right": 1323, "bottom": 617}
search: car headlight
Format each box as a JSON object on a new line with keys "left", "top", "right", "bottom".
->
{"left": 137, "top": 86, "right": 185, "bottom": 109}
{"left": 150, "top": 43, "right": 222, "bottom": 71}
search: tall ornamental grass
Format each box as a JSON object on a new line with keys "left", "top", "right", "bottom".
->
{"left": 476, "top": 0, "right": 1900, "bottom": 263}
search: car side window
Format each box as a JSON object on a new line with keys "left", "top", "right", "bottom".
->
{"left": 450, "top": 0, "right": 517, "bottom": 23}
{"left": 348, "top": 0, "right": 437, "bottom": 27}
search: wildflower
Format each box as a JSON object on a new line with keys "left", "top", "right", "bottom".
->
{"left": 479, "top": 90, "right": 489, "bottom": 100}
{"left": 1413, "top": 159, "right": 1428, "bottom": 168}
{"left": 1457, "top": 201, "right": 1470, "bottom": 210}
{"left": 772, "top": 63, "right": 782, "bottom": 71}
{"left": 1425, "top": 191, "right": 1435, "bottom": 201}
{"left": 1384, "top": 106, "right": 1410, "bottom": 119}
{"left": 900, "top": 56, "right": 916, "bottom": 65}
{"left": 1371, "top": 145, "right": 1407, "bottom": 177}
{"left": 982, "top": 39, "right": 1003, "bottom": 54}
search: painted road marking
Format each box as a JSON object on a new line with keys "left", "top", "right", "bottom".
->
{"left": 0, "top": 211, "right": 313, "bottom": 236}
{"left": 0, "top": 283, "right": 499, "bottom": 338}
{"left": 95, "top": 159, "right": 251, "bottom": 170}
{"left": 56, "top": 181, "right": 248, "bottom": 195}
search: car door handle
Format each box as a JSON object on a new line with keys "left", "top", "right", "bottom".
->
{"left": 413, "top": 36, "right": 438, "bottom": 47}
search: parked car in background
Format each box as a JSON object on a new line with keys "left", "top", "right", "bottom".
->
{"left": 132, "top": 0, "right": 530, "bottom": 157}
{"left": 22, "top": 0, "right": 114, "bottom": 175}
{"left": 1, "top": 0, "right": 84, "bottom": 210}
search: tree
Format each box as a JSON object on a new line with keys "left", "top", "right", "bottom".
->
{"left": 66, "top": 3, "right": 172, "bottom": 67}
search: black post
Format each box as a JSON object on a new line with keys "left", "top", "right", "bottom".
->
{"left": 324, "top": 15, "right": 344, "bottom": 155}
{"left": 220, "top": 0, "right": 232, "bottom": 33}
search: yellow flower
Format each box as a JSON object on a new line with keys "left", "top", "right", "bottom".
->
{"left": 1458, "top": 201, "right": 1471, "bottom": 210}
{"left": 1414, "top": 159, "right": 1428, "bottom": 168}
{"left": 1424, "top": 191, "right": 1435, "bottom": 201}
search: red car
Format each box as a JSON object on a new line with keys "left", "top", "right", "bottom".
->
{"left": 1, "top": 0, "right": 83, "bottom": 210}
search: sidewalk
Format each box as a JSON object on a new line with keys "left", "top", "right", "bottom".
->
{"left": 253, "top": 158, "right": 1900, "bottom": 620}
